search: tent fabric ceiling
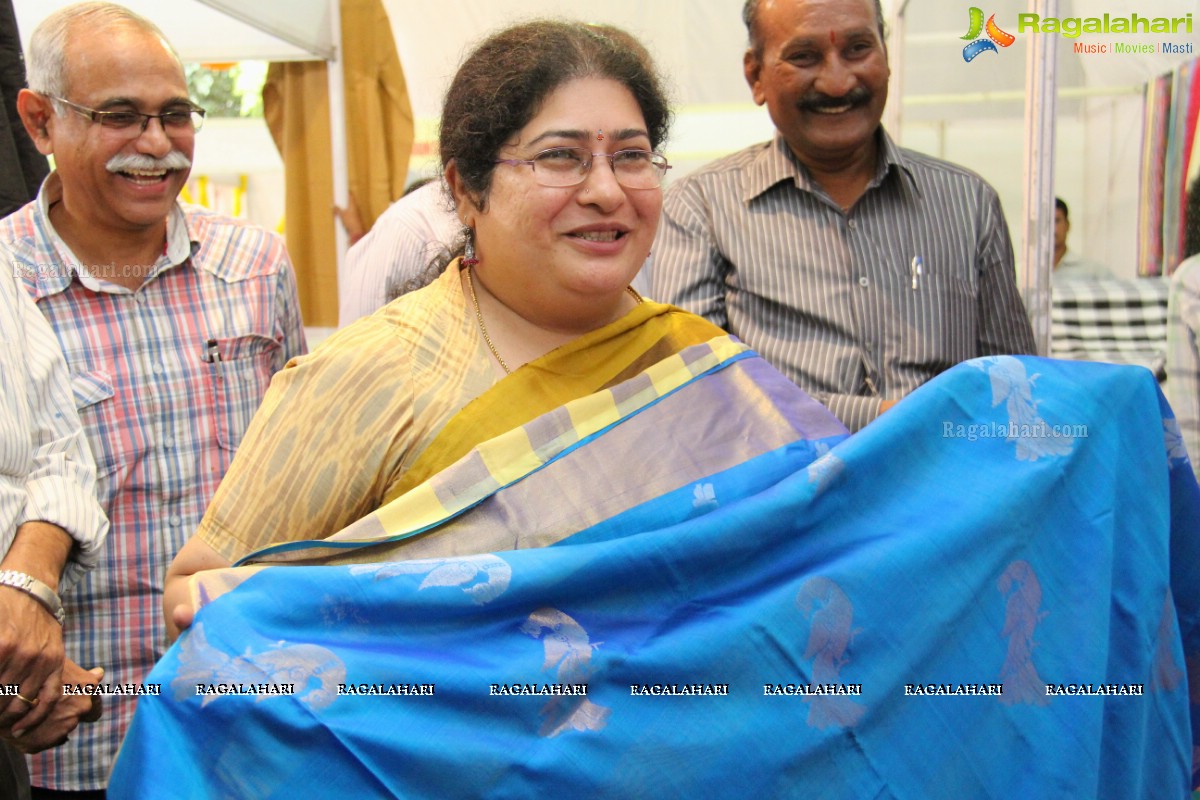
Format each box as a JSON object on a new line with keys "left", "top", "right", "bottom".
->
{"left": 13, "top": 0, "right": 1196, "bottom": 117}
{"left": 383, "top": 0, "right": 1197, "bottom": 121}
{"left": 195, "top": 0, "right": 332, "bottom": 61}
{"left": 12, "top": 0, "right": 324, "bottom": 62}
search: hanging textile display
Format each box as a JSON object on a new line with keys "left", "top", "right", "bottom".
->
{"left": 1164, "top": 58, "right": 1200, "bottom": 271}
{"left": 1139, "top": 73, "right": 1172, "bottom": 277}
{"left": 1141, "top": 56, "right": 1200, "bottom": 277}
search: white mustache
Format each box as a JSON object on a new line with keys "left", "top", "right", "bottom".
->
{"left": 106, "top": 151, "right": 192, "bottom": 173}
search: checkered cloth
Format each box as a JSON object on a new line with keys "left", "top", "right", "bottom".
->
{"left": 1051, "top": 278, "right": 1169, "bottom": 379}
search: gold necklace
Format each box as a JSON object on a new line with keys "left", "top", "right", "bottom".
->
{"left": 465, "top": 265, "right": 511, "bottom": 374}
{"left": 465, "top": 265, "right": 644, "bottom": 376}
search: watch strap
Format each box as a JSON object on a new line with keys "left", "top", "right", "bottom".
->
{"left": 0, "top": 569, "right": 65, "bottom": 625}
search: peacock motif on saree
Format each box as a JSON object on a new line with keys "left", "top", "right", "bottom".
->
{"left": 520, "top": 607, "right": 612, "bottom": 737}
{"left": 170, "top": 622, "right": 346, "bottom": 710}
{"left": 975, "top": 356, "right": 1075, "bottom": 461}
{"left": 996, "top": 559, "right": 1050, "bottom": 706}
{"left": 349, "top": 553, "right": 512, "bottom": 605}
{"left": 795, "top": 577, "right": 865, "bottom": 728}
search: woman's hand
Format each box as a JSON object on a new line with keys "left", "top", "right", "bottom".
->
{"left": 163, "top": 536, "right": 232, "bottom": 642}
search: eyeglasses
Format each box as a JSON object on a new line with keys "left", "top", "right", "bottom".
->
{"left": 495, "top": 147, "right": 671, "bottom": 189}
{"left": 46, "top": 95, "right": 206, "bottom": 135}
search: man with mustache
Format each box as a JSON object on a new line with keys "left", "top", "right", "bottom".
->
{"left": 651, "top": 0, "right": 1035, "bottom": 432}
{"left": 0, "top": 3, "right": 305, "bottom": 797}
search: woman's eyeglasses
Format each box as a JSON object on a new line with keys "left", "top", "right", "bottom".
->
{"left": 495, "top": 147, "right": 670, "bottom": 189}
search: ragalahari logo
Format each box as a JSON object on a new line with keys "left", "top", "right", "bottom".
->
{"left": 962, "top": 7, "right": 1016, "bottom": 62}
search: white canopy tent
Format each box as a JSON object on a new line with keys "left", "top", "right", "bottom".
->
{"left": 12, "top": 0, "right": 1198, "bottom": 342}
{"left": 14, "top": 0, "right": 329, "bottom": 61}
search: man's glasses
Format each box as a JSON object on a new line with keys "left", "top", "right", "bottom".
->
{"left": 495, "top": 147, "right": 671, "bottom": 189}
{"left": 46, "top": 95, "right": 206, "bottom": 136}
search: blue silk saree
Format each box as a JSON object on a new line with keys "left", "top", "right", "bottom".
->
{"left": 109, "top": 345, "right": 1200, "bottom": 799}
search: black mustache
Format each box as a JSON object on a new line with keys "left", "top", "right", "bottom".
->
{"left": 798, "top": 87, "right": 872, "bottom": 112}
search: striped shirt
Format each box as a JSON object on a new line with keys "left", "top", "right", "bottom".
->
{"left": 652, "top": 129, "right": 1036, "bottom": 431}
{"left": 1, "top": 173, "right": 307, "bottom": 791}
{"left": 1168, "top": 255, "right": 1200, "bottom": 479}
{"left": 0, "top": 267, "right": 107, "bottom": 589}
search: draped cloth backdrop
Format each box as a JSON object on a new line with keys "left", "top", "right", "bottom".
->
{"left": 263, "top": 0, "right": 413, "bottom": 326}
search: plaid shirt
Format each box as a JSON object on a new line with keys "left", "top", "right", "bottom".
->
{"left": 1, "top": 173, "right": 307, "bottom": 790}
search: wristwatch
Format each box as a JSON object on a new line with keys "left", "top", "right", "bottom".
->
{"left": 0, "top": 569, "right": 65, "bottom": 625}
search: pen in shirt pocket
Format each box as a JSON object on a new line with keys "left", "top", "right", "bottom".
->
{"left": 205, "top": 338, "right": 221, "bottom": 363}
{"left": 910, "top": 256, "right": 924, "bottom": 290}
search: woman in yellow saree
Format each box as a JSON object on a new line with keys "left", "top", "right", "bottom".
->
{"left": 143, "top": 20, "right": 1200, "bottom": 798}
{"left": 163, "top": 20, "right": 787, "bottom": 629}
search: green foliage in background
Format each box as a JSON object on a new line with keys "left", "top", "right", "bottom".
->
{"left": 186, "top": 63, "right": 265, "bottom": 119}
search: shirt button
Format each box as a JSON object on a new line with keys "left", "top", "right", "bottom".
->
{"left": 847, "top": 219, "right": 857, "bottom": 230}
{"left": 163, "top": 437, "right": 175, "bottom": 449}
{"left": 169, "top": 516, "right": 182, "bottom": 528}
{"left": 858, "top": 277, "right": 869, "bottom": 287}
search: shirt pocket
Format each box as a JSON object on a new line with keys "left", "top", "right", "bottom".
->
{"left": 205, "top": 334, "right": 280, "bottom": 451}
{"left": 70, "top": 369, "right": 123, "bottom": 480}
{"left": 894, "top": 271, "right": 978, "bottom": 368}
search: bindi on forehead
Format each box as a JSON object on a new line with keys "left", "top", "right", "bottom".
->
{"left": 830, "top": 31, "right": 836, "bottom": 45}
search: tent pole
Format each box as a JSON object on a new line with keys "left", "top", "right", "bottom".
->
{"left": 327, "top": 0, "right": 349, "bottom": 292}
{"left": 1019, "top": 0, "right": 1058, "bottom": 356}
{"left": 883, "top": 0, "right": 910, "bottom": 141}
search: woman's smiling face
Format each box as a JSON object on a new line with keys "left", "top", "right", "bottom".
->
{"left": 460, "top": 76, "right": 661, "bottom": 330}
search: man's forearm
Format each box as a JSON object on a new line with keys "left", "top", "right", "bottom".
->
{"left": 1, "top": 522, "right": 73, "bottom": 591}
{"left": 0, "top": 522, "right": 72, "bottom": 738}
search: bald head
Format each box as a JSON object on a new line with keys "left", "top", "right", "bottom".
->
{"left": 743, "top": 0, "right": 886, "bottom": 56}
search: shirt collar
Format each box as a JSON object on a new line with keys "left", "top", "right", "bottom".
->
{"left": 33, "top": 171, "right": 198, "bottom": 296}
{"left": 743, "top": 127, "right": 919, "bottom": 204}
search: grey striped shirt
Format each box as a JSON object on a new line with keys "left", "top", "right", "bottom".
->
{"left": 652, "top": 129, "right": 1035, "bottom": 431}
